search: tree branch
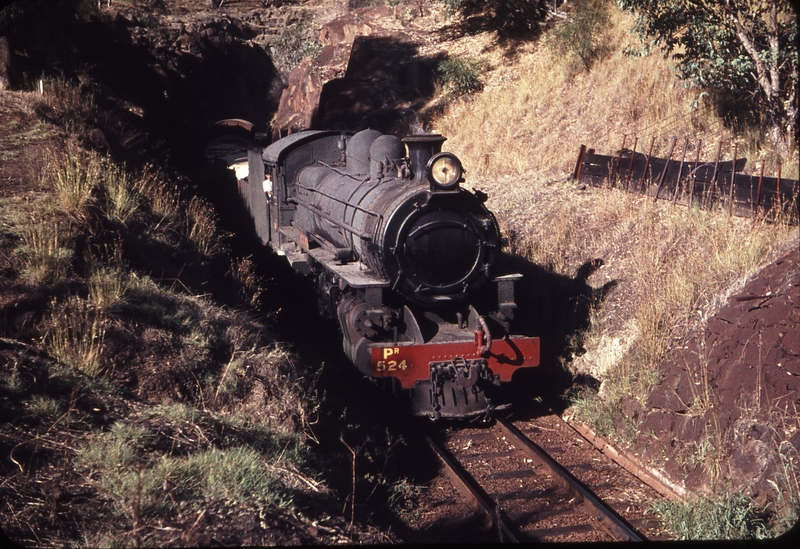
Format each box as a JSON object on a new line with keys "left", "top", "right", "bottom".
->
{"left": 768, "top": 0, "right": 780, "bottom": 96}
{"left": 723, "top": 0, "right": 774, "bottom": 99}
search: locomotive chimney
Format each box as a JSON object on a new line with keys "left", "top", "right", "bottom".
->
{"left": 403, "top": 134, "right": 447, "bottom": 183}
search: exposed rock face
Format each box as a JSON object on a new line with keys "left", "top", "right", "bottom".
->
{"left": 0, "top": 35, "right": 9, "bottom": 91}
{"left": 628, "top": 249, "right": 800, "bottom": 501}
{"left": 271, "top": 5, "right": 444, "bottom": 138}
{"left": 1, "top": 0, "right": 446, "bottom": 146}
{"left": 320, "top": 14, "right": 376, "bottom": 46}
{"left": 270, "top": 10, "right": 374, "bottom": 137}
{"left": 271, "top": 56, "right": 318, "bottom": 136}
{"left": 116, "top": 14, "right": 283, "bottom": 162}
{"left": 0, "top": 3, "right": 286, "bottom": 168}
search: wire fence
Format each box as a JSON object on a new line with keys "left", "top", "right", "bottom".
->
{"left": 573, "top": 137, "right": 799, "bottom": 224}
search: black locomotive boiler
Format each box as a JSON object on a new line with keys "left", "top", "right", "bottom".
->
{"left": 233, "top": 128, "right": 540, "bottom": 420}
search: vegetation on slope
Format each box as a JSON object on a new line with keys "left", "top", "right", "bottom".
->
{"left": 430, "top": 0, "right": 798, "bottom": 539}
{"left": 618, "top": 0, "right": 797, "bottom": 155}
{"left": 1, "top": 0, "right": 797, "bottom": 544}
{"left": 0, "top": 71, "right": 381, "bottom": 548}
{"left": 438, "top": 0, "right": 797, "bottom": 157}
{"left": 437, "top": 4, "right": 796, "bottom": 180}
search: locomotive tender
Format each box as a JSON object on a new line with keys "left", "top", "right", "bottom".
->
{"left": 235, "top": 128, "right": 540, "bottom": 419}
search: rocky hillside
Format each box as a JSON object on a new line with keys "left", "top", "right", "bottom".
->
{"left": 0, "top": 1, "right": 425, "bottom": 546}
{"left": 1, "top": 0, "right": 798, "bottom": 544}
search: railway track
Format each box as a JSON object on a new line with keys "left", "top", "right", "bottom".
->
{"left": 425, "top": 415, "right": 666, "bottom": 543}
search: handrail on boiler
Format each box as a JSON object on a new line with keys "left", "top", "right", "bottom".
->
{"left": 295, "top": 183, "right": 383, "bottom": 220}
{"left": 287, "top": 197, "right": 375, "bottom": 241}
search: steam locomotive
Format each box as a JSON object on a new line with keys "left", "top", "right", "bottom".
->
{"left": 225, "top": 127, "right": 540, "bottom": 420}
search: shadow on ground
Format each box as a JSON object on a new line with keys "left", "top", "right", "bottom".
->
{"left": 313, "top": 35, "right": 447, "bottom": 135}
{"left": 500, "top": 253, "right": 617, "bottom": 419}
{"left": 1, "top": 0, "right": 280, "bottom": 172}
{"left": 437, "top": 0, "right": 550, "bottom": 56}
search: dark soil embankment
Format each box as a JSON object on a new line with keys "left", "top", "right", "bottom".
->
{"left": 627, "top": 248, "right": 799, "bottom": 505}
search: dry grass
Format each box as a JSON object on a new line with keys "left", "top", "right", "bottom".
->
{"left": 433, "top": 5, "right": 796, "bottom": 180}
{"left": 1, "top": 2, "right": 793, "bottom": 544}
{"left": 102, "top": 161, "right": 140, "bottom": 224}
{"left": 18, "top": 217, "right": 74, "bottom": 285}
{"left": 132, "top": 166, "right": 225, "bottom": 256}
{"left": 428, "top": 5, "right": 799, "bottom": 532}
{"left": 0, "top": 10, "right": 407, "bottom": 546}
{"left": 652, "top": 491, "right": 771, "bottom": 540}
{"left": 88, "top": 247, "right": 130, "bottom": 313}
{"left": 44, "top": 296, "right": 107, "bottom": 378}
{"left": 3, "top": 134, "right": 322, "bottom": 546}
{"left": 1, "top": 75, "right": 317, "bottom": 538}
{"left": 185, "top": 195, "right": 226, "bottom": 257}
{"left": 43, "top": 140, "right": 104, "bottom": 214}
{"left": 35, "top": 76, "right": 97, "bottom": 136}
{"left": 485, "top": 175, "right": 795, "bottom": 412}
{"left": 227, "top": 255, "right": 265, "bottom": 308}
{"left": 136, "top": 167, "right": 182, "bottom": 229}
{"left": 430, "top": 2, "right": 797, "bottom": 392}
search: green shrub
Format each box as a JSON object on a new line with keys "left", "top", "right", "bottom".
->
{"left": 270, "top": 16, "right": 322, "bottom": 75}
{"left": 76, "top": 421, "right": 289, "bottom": 526}
{"left": 26, "top": 394, "right": 66, "bottom": 420}
{"left": 171, "top": 447, "right": 279, "bottom": 504}
{"left": 437, "top": 56, "right": 487, "bottom": 97}
{"left": 547, "top": 0, "right": 611, "bottom": 74}
{"left": 653, "top": 492, "right": 770, "bottom": 540}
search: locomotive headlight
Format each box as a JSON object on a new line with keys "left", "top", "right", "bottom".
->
{"left": 426, "top": 153, "right": 463, "bottom": 190}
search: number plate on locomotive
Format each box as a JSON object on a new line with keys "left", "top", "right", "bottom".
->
{"left": 370, "top": 338, "right": 540, "bottom": 389}
{"left": 370, "top": 347, "right": 418, "bottom": 387}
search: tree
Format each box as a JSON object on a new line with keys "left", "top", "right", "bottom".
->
{"left": 435, "top": 0, "right": 567, "bottom": 41}
{"left": 548, "top": 0, "right": 611, "bottom": 73}
{"left": 617, "top": 0, "right": 797, "bottom": 153}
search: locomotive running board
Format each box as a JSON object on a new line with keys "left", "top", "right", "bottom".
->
{"left": 279, "top": 225, "right": 389, "bottom": 289}
{"left": 369, "top": 337, "right": 540, "bottom": 389}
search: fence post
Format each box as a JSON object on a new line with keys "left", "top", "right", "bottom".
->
{"left": 611, "top": 135, "right": 626, "bottom": 188}
{"left": 776, "top": 161, "right": 782, "bottom": 216}
{"left": 689, "top": 140, "right": 702, "bottom": 208}
{"left": 626, "top": 136, "right": 638, "bottom": 191}
{"left": 639, "top": 136, "right": 655, "bottom": 193}
{"left": 672, "top": 138, "right": 689, "bottom": 206}
{"left": 705, "top": 140, "right": 723, "bottom": 209}
{"left": 728, "top": 142, "right": 738, "bottom": 215}
{"left": 654, "top": 136, "right": 677, "bottom": 202}
{"left": 573, "top": 144, "right": 586, "bottom": 181}
{"left": 753, "top": 159, "right": 765, "bottom": 222}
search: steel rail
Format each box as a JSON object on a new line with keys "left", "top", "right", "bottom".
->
{"left": 425, "top": 436, "right": 521, "bottom": 543}
{"left": 496, "top": 418, "right": 644, "bottom": 542}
